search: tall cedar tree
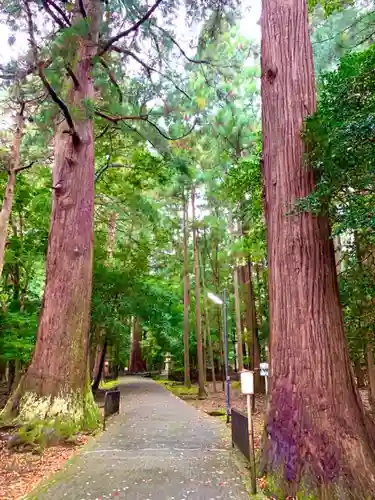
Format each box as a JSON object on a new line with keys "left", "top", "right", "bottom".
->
{"left": 261, "top": 0, "right": 375, "bottom": 496}
{"left": 3, "top": 0, "right": 102, "bottom": 426}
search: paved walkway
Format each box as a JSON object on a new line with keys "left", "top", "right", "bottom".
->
{"left": 37, "top": 377, "right": 248, "bottom": 500}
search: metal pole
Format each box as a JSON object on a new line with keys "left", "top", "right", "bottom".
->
{"left": 246, "top": 394, "right": 257, "bottom": 494}
{"left": 223, "top": 288, "right": 231, "bottom": 423}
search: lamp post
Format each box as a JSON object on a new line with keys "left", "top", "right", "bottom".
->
{"left": 207, "top": 289, "right": 231, "bottom": 423}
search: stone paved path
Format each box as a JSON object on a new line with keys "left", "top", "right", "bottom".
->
{"left": 35, "top": 377, "right": 248, "bottom": 500}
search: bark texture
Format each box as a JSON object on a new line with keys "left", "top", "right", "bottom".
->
{"left": 92, "top": 339, "right": 107, "bottom": 391}
{"left": 129, "top": 318, "right": 146, "bottom": 373}
{"left": 0, "top": 104, "right": 24, "bottom": 282}
{"left": 233, "top": 265, "right": 244, "bottom": 372}
{"left": 3, "top": 0, "right": 102, "bottom": 427}
{"left": 183, "top": 194, "right": 191, "bottom": 388}
{"left": 192, "top": 188, "right": 207, "bottom": 398}
{"left": 261, "top": 0, "right": 375, "bottom": 496}
{"left": 367, "top": 343, "right": 375, "bottom": 414}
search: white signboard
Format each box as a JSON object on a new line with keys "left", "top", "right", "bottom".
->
{"left": 260, "top": 362, "right": 269, "bottom": 377}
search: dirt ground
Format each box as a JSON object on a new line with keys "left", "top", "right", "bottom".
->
{"left": 0, "top": 382, "right": 94, "bottom": 500}
{"left": 0, "top": 433, "right": 89, "bottom": 500}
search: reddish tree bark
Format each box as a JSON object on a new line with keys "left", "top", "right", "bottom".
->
{"left": 183, "top": 192, "right": 191, "bottom": 388}
{"left": 129, "top": 318, "right": 146, "bottom": 373}
{"left": 3, "top": 0, "right": 102, "bottom": 426}
{"left": 192, "top": 187, "right": 207, "bottom": 398}
{"left": 0, "top": 102, "right": 25, "bottom": 282}
{"left": 261, "top": 0, "right": 375, "bottom": 495}
{"left": 367, "top": 342, "right": 375, "bottom": 414}
{"left": 354, "top": 359, "right": 365, "bottom": 389}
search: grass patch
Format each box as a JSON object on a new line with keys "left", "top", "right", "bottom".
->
{"left": 155, "top": 380, "right": 198, "bottom": 398}
{"left": 99, "top": 379, "right": 119, "bottom": 390}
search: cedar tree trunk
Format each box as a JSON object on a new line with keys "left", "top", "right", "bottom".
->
{"left": 129, "top": 318, "right": 145, "bottom": 373}
{"left": 92, "top": 339, "right": 107, "bottom": 391}
{"left": 367, "top": 342, "right": 375, "bottom": 415}
{"left": 233, "top": 265, "right": 244, "bottom": 372}
{"left": 242, "top": 261, "right": 263, "bottom": 392}
{"left": 261, "top": 0, "right": 375, "bottom": 495}
{"left": 183, "top": 193, "right": 191, "bottom": 388}
{"left": 2, "top": 0, "right": 102, "bottom": 428}
{"left": 192, "top": 187, "right": 207, "bottom": 398}
{"left": 0, "top": 104, "right": 24, "bottom": 282}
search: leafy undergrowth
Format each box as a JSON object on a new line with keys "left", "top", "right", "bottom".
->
{"left": 0, "top": 431, "right": 88, "bottom": 500}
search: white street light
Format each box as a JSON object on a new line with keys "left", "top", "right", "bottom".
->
{"left": 207, "top": 289, "right": 230, "bottom": 423}
{"left": 207, "top": 291, "right": 223, "bottom": 305}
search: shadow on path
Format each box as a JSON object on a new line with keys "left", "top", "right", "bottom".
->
{"left": 36, "top": 377, "right": 248, "bottom": 499}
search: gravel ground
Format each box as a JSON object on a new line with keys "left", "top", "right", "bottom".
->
{"left": 34, "top": 377, "right": 249, "bottom": 500}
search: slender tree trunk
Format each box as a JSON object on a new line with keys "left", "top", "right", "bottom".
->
{"left": 261, "top": 0, "right": 375, "bottom": 495}
{"left": 183, "top": 194, "right": 191, "bottom": 388}
{"left": 2, "top": 0, "right": 102, "bottom": 427}
{"left": 106, "top": 212, "right": 117, "bottom": 264}
{"left": 201, "top": 248, "right": 217, "bottom": 393}
{"left": 0, "top": 103, "right": 24, "bottom": 282}
{"left": 92, "top": 339, "right": 107, "bottom": 391}
{"left": 367, "top": 342, "right": 375, "bottom": 415}
{"left": 192, "top": 187, "right": 207, "bottom": 398}
{"left": 241, "top": 261, "right": 263, "bottom": 392}
{"left": 129, "top": 318, "right": 145, "bottom": 373}
{"left": 233, "top": 265, "right": 244, "bottom": 372}
{"left": 211, "top": 236, "right": 225, "bottom": 390}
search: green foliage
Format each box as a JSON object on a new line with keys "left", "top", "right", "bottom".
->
{"left": 304, "top": 44, "right": 375, "bottom": 234}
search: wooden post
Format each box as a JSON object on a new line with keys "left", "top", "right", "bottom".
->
{"left": 246, "top": 393, "right": 257, "bottom": 495}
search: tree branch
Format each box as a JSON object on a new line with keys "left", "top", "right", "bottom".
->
{"left": 66, "top": 65, "right": 80, "bottom": 89}
{"left": 42, "top": 0, "right": 69, "bottom": 28}
{"left": 95, "top": 162, "right": 131, "bottom": 183}
{"left": 111, "top": 46, "right": 192, "bottom": 101}
{"left": 95, "top": 110, "right": 147, "bottom": 123}
{"left": 99, "top": 58, "right": 123, "bottom": 103}
{"left": 152, "top": 24, "right": 211, "bottom": 65}
{"left": 45, "top": 0, "right": 70, "bottom": 26}
{"left": 78, "top": 0, "right": 87, "bottom": 18}
{"left": 14, "top": 161, "right": 35, "bottom": 173}
{"left": 100, "top": 0, "right": 163, "bottom": 54}
{"left": 95, "top": 124, "right": 111, "bottom": 140}
{"left": 24, "top": 0, "right": 79, "bottom": 145}
{"left": 38, "top": 62, "right": 79, "bottom": 144}
{"left": 145, "top": 118, "right": 197, "bottom": 141}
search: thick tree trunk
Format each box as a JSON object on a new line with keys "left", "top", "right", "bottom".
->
{"left": 0, "top": 104, "right": 24, "bottom": 282}
{"left": 129, "top": 318, "right": 145, "bottom": 373}
{"left": 192, "top": 188, "right": 207, "bottom": 398}
{"left": 261, "top": 0, "right": 375, "bottom": 495}
{"left": 2, "top": 0, "right": 102, "bottom": 428}
{"left": 183, "top": 194, "right": 191, "bottom": 388}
